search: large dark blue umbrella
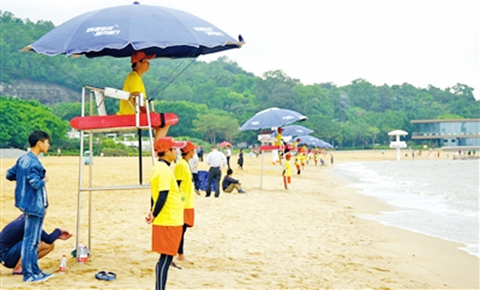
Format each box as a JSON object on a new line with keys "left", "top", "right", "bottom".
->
{"left": 21, "top": 2, "right": 244, "bottom": 59}
{"left": 240, "top": 108, "right": 307, "bottom": 131}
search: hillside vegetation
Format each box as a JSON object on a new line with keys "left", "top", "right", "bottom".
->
{"left": 1, "top": 11, "right": 478, "bottom": 150}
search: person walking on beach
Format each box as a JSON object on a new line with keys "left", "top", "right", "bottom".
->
{"left": 222, "top": 169, "right": 246, "bottom": 194}
{"left": 283, "top": 153, "right": 292, "bottom": 189}
{"left": 174, "top": 141, "right": 196, "bottom": 263}
{"left": 146, "top": 137, "right": 186, "bottom": 290}
{"left": 294, "top": 152, "right": 301, "bottom": 175}
{"left": 6, "top": 130, "right": 54, "bottom": 283}
{"left": 237, "top": 148, "right": 244, "bottom": 170}
{"left": 225, "top": 144, "right": 232, "bottom": 169}
{"left": 205, "top": 145, "right": 227, "bottom": 198}
{"left": 197, "top": 147, "right": 204, "bottom": 162}
{"left": 0, "top": 214, "right": 72, "bottom": 276}
{"left": 189, "top": 148, "right": 201, "bottom": 195}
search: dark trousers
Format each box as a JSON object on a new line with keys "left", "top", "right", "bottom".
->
{"left": 177, "top": 224, "right": 188, "bottom": 255}
{"left": 192, "top": 173, "right": 200, "bottom": 191}
{"left": 226, "top": 156, "right": 231, "bottom": 169}
{"left": 155, "top": 254, "right": 173, "bottom": 290}
{"left": 206, "top": 167, "right": 221, "bottom": 197}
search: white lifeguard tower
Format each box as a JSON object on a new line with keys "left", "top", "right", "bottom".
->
{"left": 388, "top": 130, "right": 408, "bottom": 161}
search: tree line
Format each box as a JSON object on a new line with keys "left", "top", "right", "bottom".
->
{"left": 1, "top": 11, "right": 478, "bottom": 150}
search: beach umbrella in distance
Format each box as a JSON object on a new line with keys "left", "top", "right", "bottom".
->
{"left": 21, "top": 2, "right": 244, "bottom": 59}
{"left": 295, "top": 135, "right": 322, "bottom": 146}
{"left": 218, "top": 141, "right": 232, "bottom": 147}
{"left": 277, "top": 125, "right": 313, "bottom": 137}
{"left": 239, "top": 108, "right": 307, "bottom": 131}
{"left": 295, "top": 135, "right": 332, "bottom": 148}
{"left": 318, "top": 140, "right": 333, "bottom": 149}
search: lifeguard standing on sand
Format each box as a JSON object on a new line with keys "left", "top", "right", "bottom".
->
{"left": 283, "top": 153, "right": 292, "bottom": 189}
{"left": 146, "top": 137, "right": 186, "bottom": 290}
{"left": 174, "top": 141, "right": 196, "bottom": 263}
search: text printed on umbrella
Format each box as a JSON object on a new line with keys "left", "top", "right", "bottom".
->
{"left": 193, "top": 27, "right": 224, "bottom": 36}
{"left": 86, "top": 26, "right": 121, "bottom": 37}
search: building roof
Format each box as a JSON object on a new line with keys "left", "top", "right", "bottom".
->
{"left": 411, "top": 118, "right": 480, "bottom": 124}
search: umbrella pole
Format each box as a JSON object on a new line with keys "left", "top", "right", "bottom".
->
{"left": 138, "top": 129, "right": 142, "bottom": 185}
{"left": 260, "top": 151, "right": 264, "bottom": 189}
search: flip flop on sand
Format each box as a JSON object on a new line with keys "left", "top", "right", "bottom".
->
{"left": 12, "top": 270, "right": 23, "bottom": 275}
{"left": 94, "top": 271, "right": 116, "bottom": 281}
{"left": 171, "top": 261, "right": 182, "bottom": 270}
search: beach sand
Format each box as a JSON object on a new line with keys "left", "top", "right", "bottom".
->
{"left": 0, "top": 150, "right": 478, "bottom": 289}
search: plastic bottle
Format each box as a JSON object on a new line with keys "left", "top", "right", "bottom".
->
{"left": 78, "top": 245, "right": 89, "bottom": 263}
{"left": 78, "top": 246, "right": 86, "bottom": 263}
{"left": 59, "top": 255, "right": 67, "bottom": 273}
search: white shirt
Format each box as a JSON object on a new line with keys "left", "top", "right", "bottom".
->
{"left": 206, "top": 149, "right": 227, "bottom": 169}
{"left": 189, "top": 152, "right": 199, "bottom": 173}
{"left": 225, "top": 148, "right": 232, "bottom": 157}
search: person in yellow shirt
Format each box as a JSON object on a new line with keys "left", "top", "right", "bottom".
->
{"left": 294, "top": 151, "right": 302, "bottom": 175}
{"left": 300, "top": 149, "right": 307, "bottom": 170}
{"left": 145, "top": 137, "right": 186, "bottom": 290}
{"left": 173, "top": 141, "right": 196, "bottom": 263}
{"left": 283, "top": 153, "right": 292, "bottom": 189}
{"left": 118, "top": 51, "right": 169, "bottom": 141}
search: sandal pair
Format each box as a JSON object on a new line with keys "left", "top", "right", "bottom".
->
{"left": 94, "top": 271, "right": 116, "bottom": 281}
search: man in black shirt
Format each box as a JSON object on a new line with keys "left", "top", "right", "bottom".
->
{"left": 222, "top": 169, "right": 246, "bottom": 194}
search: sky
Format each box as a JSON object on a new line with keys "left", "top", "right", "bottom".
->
{"left": 2, "top": 0, "right": 479, "bottom": 100}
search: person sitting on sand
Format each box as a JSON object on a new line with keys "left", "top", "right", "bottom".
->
{"left": 222, "top": 169, "right": 246, "bottom": 194}
{"left": 0, "top": 214, "right": 72, "bottom": 275}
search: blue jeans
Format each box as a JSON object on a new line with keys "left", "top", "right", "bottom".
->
{"left": 22, "top": 214, "right": 44, "bottom": 279}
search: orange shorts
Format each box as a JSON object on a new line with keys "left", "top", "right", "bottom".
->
{"left": 184, "top": 208, "right": 195, "bottom": 227}
{"left": 152, "top": 225, "right": 183, "bottom": 256}
{"left": 283, "top": 176, "right": 291, "bottom": 184}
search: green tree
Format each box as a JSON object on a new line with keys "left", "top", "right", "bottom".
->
{"left": 0, "top": 97, "right": 68, "bottom": 148}
{"left": 192, "top": 111, "right": 239, "bottom": 144}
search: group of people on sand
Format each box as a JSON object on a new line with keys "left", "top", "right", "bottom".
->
{"left": 0, "top": 51, "right": 248, "bottom": 289}
{"left": 271, "top": 128, "right": 333, "bottom": 190}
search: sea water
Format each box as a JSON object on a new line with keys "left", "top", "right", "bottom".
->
{"left": 331, "top": 159, "right": 479, "bottom": 257}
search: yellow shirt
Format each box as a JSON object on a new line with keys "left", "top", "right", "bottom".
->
{"left": 150, "top": 160, "right": 184, "bottom": 226}
{"left": 174, "top": 159, "right": 195, "bottom": 210}
{"left": 283, "top": 160, "right": 291, "bottom": 177}
{"left": 294, "top": 154, "right": 301, "bottom": 165}
{"left": 300, "top": 152, "right": 306, "bottom": 162}
{"left": 118, "top": 71, "right": 146, "bottom": 115}
{"left": 274, "top": 133, "right": 282, "bottom": 146}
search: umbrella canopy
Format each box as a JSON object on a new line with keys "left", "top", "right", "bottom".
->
{"left": 218, "top": 141, "right": 232, "bottom": 147}
{"left": 22, "top": 2, "right": 244, "bottom": 59}
{"left": 295, "top": 135, "right": 332, "bottom": 148}
{"left": 275, "top": 125, "right": 313, "bottom": 137}
{"left": 240, "top": 108, "right": 307, "bottom": 131}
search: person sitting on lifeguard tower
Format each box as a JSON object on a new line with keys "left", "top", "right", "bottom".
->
{"left": 118, "top": 51, "right": 169, "bottom": 141}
